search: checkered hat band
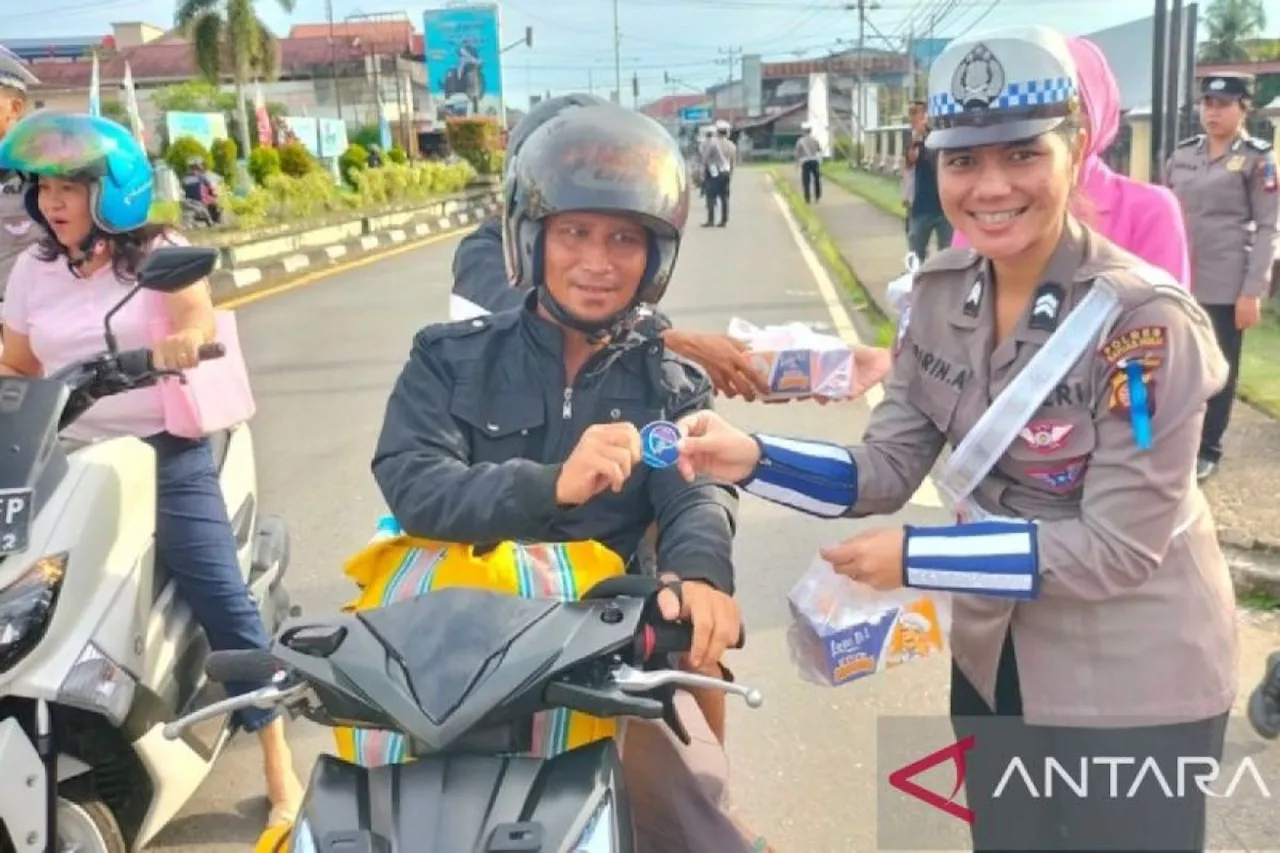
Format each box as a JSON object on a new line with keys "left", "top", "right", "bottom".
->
{"left": 929, "top": 78, "right": 1075, "bottom": 118}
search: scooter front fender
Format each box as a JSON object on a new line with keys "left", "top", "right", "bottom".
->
{"left": 0, "top": 717, "right": 47, "bottom": 853}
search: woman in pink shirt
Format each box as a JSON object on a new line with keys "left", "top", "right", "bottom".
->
{"left": 952, "top": 35, "right": 1191, "bottom": 284}
{"left": 0, "top": 113, "right": 303, "bottom": 827}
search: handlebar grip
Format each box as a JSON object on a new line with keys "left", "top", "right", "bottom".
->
{"left": 197, "top": 343, "right": 226, "bottom": 361}
{"left": 205, "top": 649, "right": 280, "bottom": 684}
{"left": 639, "top": 621, "right": 746, "bottom": 662}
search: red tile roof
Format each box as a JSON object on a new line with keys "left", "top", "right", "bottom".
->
{"left": 29, "top": 36, "right": 370, "bottom": 88}
{"left": 640, "top": 94, "right": 708, "bottom": 119}
{"left": 289, "top": 22, "right": 423, "bottom": 55}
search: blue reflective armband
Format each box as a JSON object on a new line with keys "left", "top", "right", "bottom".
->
{"left": 738, "top": 433, "right": 856, "bottom": 518}
{"left": 903, "top": 520, "right": 1040, "bottom": 600}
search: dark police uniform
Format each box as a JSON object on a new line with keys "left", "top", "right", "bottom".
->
{"left": 1165, "top": 71, "right": 1280, "bottom": 477}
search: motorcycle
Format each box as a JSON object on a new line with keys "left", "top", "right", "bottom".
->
{"left": 163, "top": 577, "right": 763, "bottom": 852}
{"left": 0, "top": 246, "right": 296, "bottom": 853}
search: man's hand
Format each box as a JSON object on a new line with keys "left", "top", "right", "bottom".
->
{"left": 661, "top": 329, "right": 770, "bottom": 401}
{"left": 656, "top": 577, "right": 741, "bottom": 670}
{"left": 673, "top": 410, "right": 760, "bottom": 484}
{"left": 554, "top": 423, "right": 641, "bottom": 506}
{"left": 1237, "top": 295, "right": 1263, "bottom": 331}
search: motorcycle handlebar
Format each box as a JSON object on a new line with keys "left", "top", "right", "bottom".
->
{"left": 639, "top": 621, "right": 746, "bottom": 662}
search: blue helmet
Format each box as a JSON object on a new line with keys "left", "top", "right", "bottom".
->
{"left": 0, "top": 110, "right": 154, "bottom": 234}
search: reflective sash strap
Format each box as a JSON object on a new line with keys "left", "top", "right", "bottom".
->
{"left": 904, "top": 519, "right": 1039, "bottom": 600}
{"left": 935, "top": 281, "right": 1123, "bottom": 510}
{"left": 740, "top": 433, "right": 857, "bottom": 518}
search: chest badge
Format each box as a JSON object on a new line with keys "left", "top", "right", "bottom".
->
{"left": 1018, "top": 420, "right": 1074, "bottom": 454}
{"left": 1227, "top": 154, "right": 1246, "bottom": 172}
{"left": 1026, "top": 456, "right": 1088, "bottom": 492}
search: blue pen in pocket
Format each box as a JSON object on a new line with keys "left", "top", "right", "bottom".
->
{"left": 1125, "top": 359, "right": 1152, "bottom": 450}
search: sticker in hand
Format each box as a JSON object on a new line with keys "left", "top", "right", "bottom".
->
{"left": 641, "top": 420, "right": 681, "bottom": 469}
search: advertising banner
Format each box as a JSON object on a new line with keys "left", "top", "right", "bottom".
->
{"left": 318, "top": 118, "right": 349, "bottom": 158}
{"left": 423, "top": 4, "right": 503, "bottom": 122}
{"left": 282, "top": 116, "right": 320, "bottom": 155}
{"left": 165, "top": 111, "right": 228, "bottom": 150}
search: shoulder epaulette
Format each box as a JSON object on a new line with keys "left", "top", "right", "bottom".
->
{"left": 1176, "top": 134, "right": 1204, "bottom": 148}
{"left": 1246, "top": 136, "right": 1273, "bottom": 152}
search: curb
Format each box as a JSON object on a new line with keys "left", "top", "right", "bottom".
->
{"left": 208, "top": 198, "right": 500, "bottom": 304}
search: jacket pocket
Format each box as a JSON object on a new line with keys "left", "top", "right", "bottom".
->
{"left": 450, "top": 384, "right": 546, "bottom": 464}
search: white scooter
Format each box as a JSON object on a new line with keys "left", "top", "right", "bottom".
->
{"left": 0, "top": 246, "right": 295, "bottom": 853}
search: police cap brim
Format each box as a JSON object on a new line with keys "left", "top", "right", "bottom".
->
{"left": 925, "top": 115, "right": 1066, "bottom": 150}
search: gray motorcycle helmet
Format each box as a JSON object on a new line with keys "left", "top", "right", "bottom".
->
{"left": 502, "top": 104, "right": 690, "bottom": 336}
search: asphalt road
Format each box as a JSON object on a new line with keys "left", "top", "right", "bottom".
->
{"left": 149, "top": 171, "right": 1280, "bottom": 852}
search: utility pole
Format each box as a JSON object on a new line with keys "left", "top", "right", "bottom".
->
{"left": 1150, "top": 0, "right": 1168, "bottom": 182}
{"left": 326, "top": 0, "right": 342, "bottom": 121}
{"left": 612, "top": 0, "right": 622, "bottom": 105}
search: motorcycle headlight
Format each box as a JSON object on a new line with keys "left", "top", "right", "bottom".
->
{"left": 573, "top": 794, "right": 616, "bottom": 853}
{"left": 0, "top": 554, "right": 68, "bottom": 673}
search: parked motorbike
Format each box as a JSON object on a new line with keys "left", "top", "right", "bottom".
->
{"left": 163, "top": 577, "right": 762, "bottom": 852}
{"left": 0, "top": 246, "right": 295, "bottom": 853}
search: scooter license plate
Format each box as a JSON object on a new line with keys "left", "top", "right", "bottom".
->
{"left": 0, "top": 488, "right": 33, "bottom": 555}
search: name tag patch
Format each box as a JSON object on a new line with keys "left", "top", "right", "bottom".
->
{"left": 1018, "top": 420, "right": 1075, "bottom": 454}
{"left": 1101, "top": 325, "right": 1167, "bottom": 366}
{"left": 1026, "top": 456, "right": 1088, "bottom": 492}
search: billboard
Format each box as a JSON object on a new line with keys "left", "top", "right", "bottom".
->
{"left": 165, "top": 112, "right": 227, "bottom": 150}
{"left": 741, "top": 54, "right": 762, "bottom": 117}
{"left": 424, "top": 5, "right": 503, "bottom": 122}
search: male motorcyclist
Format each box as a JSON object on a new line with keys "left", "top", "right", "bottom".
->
{"left": 180, "top": 157, "right": 222, "bottom": 225}
{"left": 0, "top": 46, "right": 39, "bottom": 301}
{"left": 451, "top": 93, "right": 770, "bottom": 401}
{"left": 374, "top": 103, "right": 768, "bottom": 852}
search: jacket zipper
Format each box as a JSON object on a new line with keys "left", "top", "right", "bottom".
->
{"left": 562, "top": 387, "right": 573, "bottom": 420}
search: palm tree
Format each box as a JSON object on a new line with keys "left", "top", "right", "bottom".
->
{"left": 1199, "top": 0, "right": 1266, "bottom": 63}
{"left": 175, "top": 0, "right": 295, "bottom": 157}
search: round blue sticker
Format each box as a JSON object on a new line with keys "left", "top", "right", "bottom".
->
{"left": 641, "top": 420, "right": 681, "bottom": 468}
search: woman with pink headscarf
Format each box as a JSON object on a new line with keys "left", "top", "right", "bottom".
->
{"left": 951, "top": 35, "right": 1190, "bottom": 285}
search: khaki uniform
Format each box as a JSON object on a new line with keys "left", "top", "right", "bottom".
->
{"left": 1165, "top": 132, "right": 1280, "bottom": 304}
{"left": 851, "top": 220, "right": 1235, "bottom": 726}
{"left": 0, "top": 172, "right": 36, "bottom": 300}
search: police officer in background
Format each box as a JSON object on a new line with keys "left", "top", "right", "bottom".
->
{"left": 699, "top": 120, "right": 735, "bottom": 227}
{"left": 674, "top": 25, "right": 1235, "bottom": 853}
{"left": 1166, "top": 71, "right": 1280, "bottom": 482}
{"left": 0, "top": 46, "right": 39, "bottom": 301}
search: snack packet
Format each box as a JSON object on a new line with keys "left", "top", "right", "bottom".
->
{"left": 786, "top": 556, "right": 949, "bottom": 687}
{"left": 727, "top": 317, "right": 857, "bottom": 400}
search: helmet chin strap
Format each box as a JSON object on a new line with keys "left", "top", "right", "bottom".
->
{"left": 65, "top": 228, "right": 105, "bottom": 278}
{"left": 536, "top": 286, "right": 640, "bottom": 345}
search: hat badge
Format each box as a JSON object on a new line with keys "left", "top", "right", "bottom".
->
{"left": 951, "top": 44, "right": 1007, "bottom": 111}
{"left": 1210, "top": 78, "right": 1226, "bottom": 91}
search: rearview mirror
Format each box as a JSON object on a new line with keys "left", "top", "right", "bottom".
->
{"left": 136, "top": 246, "right": 218, "bottom": 294}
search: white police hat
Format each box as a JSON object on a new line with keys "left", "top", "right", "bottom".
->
{"left": 925, "top": 25, "right": 1079, "bottom": 150}
{"left": 0, "top": 45, "right": 39, "bottom": 93}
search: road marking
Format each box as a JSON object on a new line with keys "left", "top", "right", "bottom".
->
{"left": 770, "top": 183, "right": 942, "bottom": 510}
{"left": 217, "top": 225, "right": 475, "bottom": 310}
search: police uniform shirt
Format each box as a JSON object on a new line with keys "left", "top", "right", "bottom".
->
{"left": 0, "top": 48, "right": 39, "bottom": 299}
{"left": 1165, "top": 78, "right": 1280, "bottom": 305}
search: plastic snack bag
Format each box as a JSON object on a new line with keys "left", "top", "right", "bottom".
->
{"left": 885, "top": 251, "right": 919, "bottom": 317}
{"left": 786, "top": 556, "right": 950, "bottom": 687}
{"left": 727, "top": 317, "right": 858, "bottom": 401}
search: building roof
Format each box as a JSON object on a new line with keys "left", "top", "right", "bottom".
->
{"left": 639, "top": 93, "right": 708, "bottom": 119}
{"left": 29, "top": 36, "right": 370, "bottom": 89}
{"left": 289, "top": 21, "right": 423, "bottom": 55}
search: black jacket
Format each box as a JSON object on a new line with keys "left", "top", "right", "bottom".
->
{"left": 451, "top": 216, "right": 672, "bottom": 335}
{"left": 372, "top": 296, "right": 738, "bottom": 593}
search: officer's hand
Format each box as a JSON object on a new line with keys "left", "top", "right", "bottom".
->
{"left": 662, "top": 330, "right": 770, "bottom": 401}
{"left": 674, "top": 410, "right": 760, "bottom": 484}
{"left": 554, "top": 423, "right": 642, "bottom": 506}
{"left": 1237, "top": 296, "right": 1262, "bottom": 331}
{"left": 656, "top": 576, "right": 741, "bottom": 670}
{"left": 820, "top": 528, "right": 907, "bottom": 591}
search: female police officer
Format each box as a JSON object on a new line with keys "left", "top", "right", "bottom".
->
{"left": 1166, "top": 71, "right": 1280, "bottom": 482}
{"left": 674, "top": 25, "right": 1236, "bottom": 853}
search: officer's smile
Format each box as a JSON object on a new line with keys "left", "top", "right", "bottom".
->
{"left": 971, "top": 208, "right": 1028, "bottom": 226}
